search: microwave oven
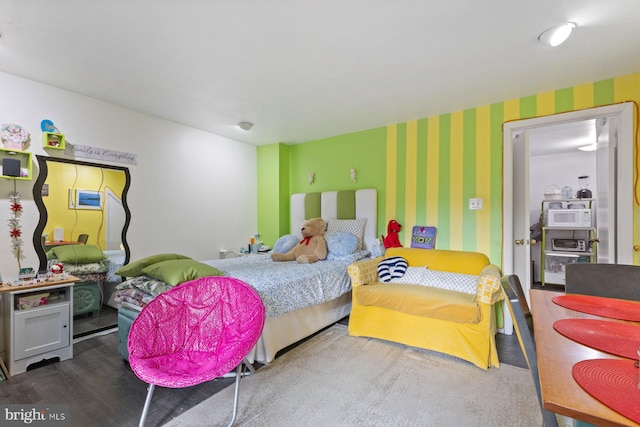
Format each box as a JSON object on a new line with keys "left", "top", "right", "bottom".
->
{"left": 547, "top": 209, "right": 592, "bottom": 227}
{"left": 552, "top": 238, "right": 587, "bottom": 252}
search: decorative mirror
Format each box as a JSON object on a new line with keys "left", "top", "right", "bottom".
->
{"left": 32, "top": 155, "right": 131, "bottom": 271}
{"left": 33, "top": 155, "right": 131, "bottom": 337}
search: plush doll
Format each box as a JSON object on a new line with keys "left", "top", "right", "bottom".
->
{"left": 271, "top": 218, "right": 328, "bottom": 264}
{"left": 381, "top": 219, "right": 403, "bottom": 248}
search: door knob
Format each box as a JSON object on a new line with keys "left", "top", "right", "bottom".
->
{"left": 514, "top": 239, "right": 524, "bottom": 246}
{"left": 529, "top": 239, "right": 537, "bottom": 245}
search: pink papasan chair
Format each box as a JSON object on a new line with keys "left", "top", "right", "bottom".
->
{"left": 128, "top": 276, "right": 266, "bottom": 427}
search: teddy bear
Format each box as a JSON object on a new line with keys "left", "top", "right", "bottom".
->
{"left": 381, "top": 219, "right": 403, "bottom": 248}
{"left": 271, "top": 217, "right": 328, "bottom": 264}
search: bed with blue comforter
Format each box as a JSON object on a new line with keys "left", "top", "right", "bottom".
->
{"left": 116, "top": 188, "right": 377, "bottom": 364}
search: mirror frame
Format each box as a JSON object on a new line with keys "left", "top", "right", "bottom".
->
{"left": 33, "top": 155, "right": 131, "bottom": 271}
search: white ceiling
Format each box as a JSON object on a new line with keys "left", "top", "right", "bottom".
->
{"left": 1, "top": 1, "right": 639, "bottom": 146}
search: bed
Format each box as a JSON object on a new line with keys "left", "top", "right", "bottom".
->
{"left": 45, "top": 246, "right": 126, "bottom": 316}
{"left": 116, "top": 188, "right": 378, "bottom": 364}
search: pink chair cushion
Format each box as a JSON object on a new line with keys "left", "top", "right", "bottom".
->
{"left": 128, "top": 276, "right": 265, "bottom": 388}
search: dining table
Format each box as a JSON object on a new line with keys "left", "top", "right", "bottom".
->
{"left": 530, "top": 289, "right": 640, "bottom": 427}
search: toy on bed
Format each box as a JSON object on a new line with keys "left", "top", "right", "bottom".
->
{"left": 271, "top": 217, "right": 328, "bottom": 264}
{"left": 46, "top": 244, "right": 109, "bottom": 316}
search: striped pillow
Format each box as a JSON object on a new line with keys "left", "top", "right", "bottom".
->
{"left": 377, "top": 256, "right": 408, "bottom": 282}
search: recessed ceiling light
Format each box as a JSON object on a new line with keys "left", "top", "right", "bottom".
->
{"left": 238, "top": 121, "right": 253, "bottom": 131}
{"left": 538, "top": 22, "right": 576, "bottom": 47}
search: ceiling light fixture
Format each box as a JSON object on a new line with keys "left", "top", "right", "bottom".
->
{"left": 238, "top": 121, "right": 253, "bottom": 131}
{"left": 538, "top": 22, "right": 576, "bottom": 47}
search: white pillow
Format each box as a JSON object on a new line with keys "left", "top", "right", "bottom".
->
{"left": 326, "top": 218, "right": 367, "bottom": 250}
{"left": 389, "top": 267, "right": 426, "bottom": 284}
{"left": 418, "top": 270, "right": 478, "bottom": 295}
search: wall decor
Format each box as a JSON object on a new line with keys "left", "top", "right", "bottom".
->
{"left": 0, "top": 123, "right": 30, "bottom": 151}
{"left": 8, "top": 188, "right": 25, "bottom": 268}
{"left": 64, "top": 143, "right": 137, "bottom": 165}
{"left": 69, "top": 189, "right": 103, "bottom": 210}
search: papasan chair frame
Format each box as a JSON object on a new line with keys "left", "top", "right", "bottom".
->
{"left": 128, "top": 276, "right": 266, "bottom": 427}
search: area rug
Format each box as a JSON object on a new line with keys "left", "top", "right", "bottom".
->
{"left": 165, "top": 324, "right": 542, "bottom": 427}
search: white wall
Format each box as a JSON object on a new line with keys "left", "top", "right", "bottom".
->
{"left": 0, "top": 71, "right": 258, "bottom": 282}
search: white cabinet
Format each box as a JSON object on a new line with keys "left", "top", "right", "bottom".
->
{"left": 1, "top": 278, "right": 77, "bottom": 376}
{"left": 540, "top": 198, "right": 597, "bottom": 286}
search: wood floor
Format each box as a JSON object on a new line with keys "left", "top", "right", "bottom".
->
{"left": 0, "top": 316, "right": 527, "bottom": 427}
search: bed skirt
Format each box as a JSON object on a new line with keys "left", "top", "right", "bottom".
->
{"left": 118, "top": 292, "right": 352, "bottom": 364}
{"left": 247, "top": 292, "right": 352, "bottom": 364}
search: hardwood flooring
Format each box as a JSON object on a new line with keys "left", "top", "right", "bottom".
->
{"left": 1, "top": 316, "right": 527, "bottom": 427}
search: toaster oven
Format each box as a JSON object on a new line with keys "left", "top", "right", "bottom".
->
{"left": 552, "top": 238, "right": 587, "bottom": 252}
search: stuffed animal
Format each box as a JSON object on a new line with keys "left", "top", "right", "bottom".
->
{"left": 271, "top": 218, "right": 328, "bottom": 264}
{"left": 381, "top": 219, "right": 403, "bottom": 248}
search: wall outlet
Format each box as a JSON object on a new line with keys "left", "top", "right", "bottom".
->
{"left": 469, "top": 198, "right": 482, "bottom": 210}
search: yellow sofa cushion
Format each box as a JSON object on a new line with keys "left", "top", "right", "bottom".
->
{"left": 355, "top": 282, "right": 480, "bottom": 324}
{"left": 384, "top": 247, "right": 489, "bottom": 274}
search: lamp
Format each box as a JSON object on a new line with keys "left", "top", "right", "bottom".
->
{"left": 238, "top": 121, "right": 253, "bottom": 131}
{"left": 538, "top": 22, "right": 576, "bottom": 47}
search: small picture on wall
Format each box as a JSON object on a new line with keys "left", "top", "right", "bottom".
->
{"left": 41, "top": 183, "right": 49, "bottom": 197}
{"left": 69, "top": 189, "right": 103, "bottom": 210}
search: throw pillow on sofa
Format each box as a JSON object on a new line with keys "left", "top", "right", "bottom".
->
{"left": 377, "top": 256, "right": 408, "bottom": 282}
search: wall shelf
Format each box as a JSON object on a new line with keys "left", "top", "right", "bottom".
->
{"left": 42, "top": 132, "right": 66, "bottom": 150}
{"left": 0, "top": 148, "right": 32, "bottom": 180}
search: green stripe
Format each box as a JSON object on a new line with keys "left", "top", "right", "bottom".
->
{"left": 490, "top": 102, "right": 505, "bottom": 264}
{"left": 415, "top": 118, "right": 428, "bottom": 225}
{"left": 520, "top": 95, "right": 537, "bottom": 119}
{"left": 462, "top": 108, "right": 477, "bottom": 251}
{"left": 305, "top": 192, "right": 321, "bottom": 219}
{"left": 555, "top": 87, "right": 574, "bottom": 113}
{"left": 594, "top": 79, "right": 615, "bottom": 106}
{"left": 336, "top": 190, "right": 356, "bottom": 219}
{"left": 437, "top": 114, "right": 451, "bottom": 249}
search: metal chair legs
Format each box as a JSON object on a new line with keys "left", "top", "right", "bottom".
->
{"left": 226, "top": 364, "right": 242, "bottom": 427}
{"left": 138, "top": 383, "right": 155, "bottom": 427}
{"left": 137, "top": 361, "right": 249, "bottom": 427}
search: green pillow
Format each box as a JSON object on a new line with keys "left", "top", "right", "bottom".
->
{"left": 115, "top": 253, "right": 191, "bottom": 277}
{"left": 46, "top": 244, "right": 107, "bottom": 263}
{"left": 140, "top": 259, "right": 224, "bottom": 286}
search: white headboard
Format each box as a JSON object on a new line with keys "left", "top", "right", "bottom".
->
{"left": 290, "top": 189, "right": 378, "bottom": 250}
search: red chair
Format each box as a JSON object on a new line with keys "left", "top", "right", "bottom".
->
{"left": 128, "top": 276, "right": 265, "bottom": 427}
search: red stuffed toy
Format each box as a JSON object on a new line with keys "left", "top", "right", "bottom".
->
{"left": 381, "top": 219, "right": 403, "bottom": 248}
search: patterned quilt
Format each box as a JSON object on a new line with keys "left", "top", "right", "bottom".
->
{"left": 203, "top": 254, "right": 364, "bottom": 317}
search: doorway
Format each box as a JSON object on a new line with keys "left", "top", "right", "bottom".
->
{"left": 503, "top": 103, "right": 635, "bottom": 308}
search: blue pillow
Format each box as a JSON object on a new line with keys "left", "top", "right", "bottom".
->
{"left": 327, "top": 232, "right": 359, "bottom": 257}
{"left": 273, "top": 234, "right": 300, "bottom": 254}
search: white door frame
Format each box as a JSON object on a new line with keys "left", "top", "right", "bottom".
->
{"left": 503, "top": 102, "right": 635, "bottom": 279}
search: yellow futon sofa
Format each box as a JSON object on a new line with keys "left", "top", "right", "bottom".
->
{"left": 347, "top": 247, "right": 503, "bottom": 370}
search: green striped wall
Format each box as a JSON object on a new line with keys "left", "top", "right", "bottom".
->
{"left": 258, "top": 71, "right": 640, "bottom": 266}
